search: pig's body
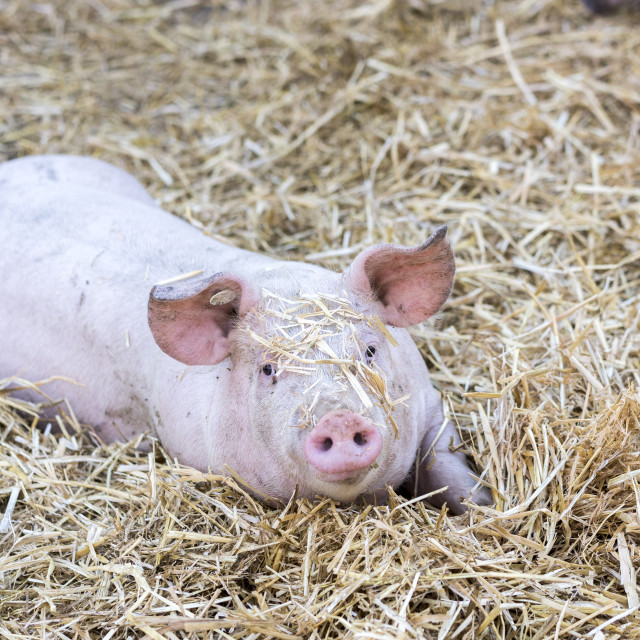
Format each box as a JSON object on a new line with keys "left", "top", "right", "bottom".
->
{"left": 0, "top": 155, "right": 489, "bottom": 512}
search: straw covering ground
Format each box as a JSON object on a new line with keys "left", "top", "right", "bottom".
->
{"left": 1, "top": 0, "right": 640, "bottom": 637}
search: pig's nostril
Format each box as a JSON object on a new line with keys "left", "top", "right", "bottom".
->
{"left": 353, "top": 432, "right": 367, "bottom": 446}
{"left": 305, "top": 413, "right": 382, "bottom": 474}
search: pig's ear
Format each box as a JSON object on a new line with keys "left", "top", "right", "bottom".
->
{"left": 148, "top": 273, "right": 259, "bottom": 366}
{"left": 344, "top": 225, "right": 455, "bottom": 327}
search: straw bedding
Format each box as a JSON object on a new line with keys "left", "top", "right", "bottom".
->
{"left": 1, "top": 0, "right": 639, "bottom": 637}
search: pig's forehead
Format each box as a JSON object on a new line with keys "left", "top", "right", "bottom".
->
{"left": 259, "top": 292, "right": 375, "bottom": 329}
{"left": 246, "top": 314, "right": 380, "bottom": 365}
{"left": 244, "top": 277, "right": 381, "bottom": 353}
{"left": 257, "top": 262, "right": 341, "bottom": 293}
{"left": 240, "top": 262, "right": 387, "bottom": 352}
{"left": 256, "top": 264, "right": 370, "bottom": 313}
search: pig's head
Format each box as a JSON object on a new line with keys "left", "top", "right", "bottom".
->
{"left": 148, "top": 226, "right": 456, "bottom": 504}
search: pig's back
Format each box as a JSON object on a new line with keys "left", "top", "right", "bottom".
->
{"left": 0, "top": 154, "right": 272, "bottom": 278}
{"left": 0, "top": 154, "right": 156, "bottom": 206}
{"left": 0, "top": 155, "right": 270, "bottom": 434}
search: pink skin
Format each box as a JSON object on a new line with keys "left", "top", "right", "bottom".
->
{"left": 0, "top": 154, "right": 493, "bottom": 513}
{"left": 304, "top": 410, "right": 383, "bottom": 478}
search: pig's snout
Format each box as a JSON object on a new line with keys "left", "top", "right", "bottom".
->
{"left": 304, "top": 410, "right": 382, "bottom": 476}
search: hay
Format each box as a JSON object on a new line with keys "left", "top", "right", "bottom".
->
{"left": 247, "top": 291, "right": 403, "bottom": 432}
{"left": 1, "top": 0, "right": 640, "bottom": 637}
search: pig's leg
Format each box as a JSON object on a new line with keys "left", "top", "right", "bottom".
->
{"left": 415, "top": 420, "right": 492, "bottom": 514}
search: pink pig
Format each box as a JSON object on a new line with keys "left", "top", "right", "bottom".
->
{"left": 0, "top": 155, "right": 490, "bottom": 513}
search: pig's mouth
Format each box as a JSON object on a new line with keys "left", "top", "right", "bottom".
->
{"left": 315, "top": 468, "right": 367, "bottom": 484}
{"left": 294, "top": 461, "right": 387, "bottom": 503}
{"left": 312, "top": 459, "right": 382, "bottom": 487}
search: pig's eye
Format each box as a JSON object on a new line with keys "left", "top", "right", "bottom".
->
{"left": 261, "top": 363, "right": 275, "bottom": 377}
{"left": 365, "top": 346, "right": 376, "bottom": 362}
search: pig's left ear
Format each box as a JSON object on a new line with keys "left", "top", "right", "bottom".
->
{"left": 148, "top": 273, "right": 259, "bottom": 366}
{"left": 344, "top": 225, "right": 455, "bottom": 327}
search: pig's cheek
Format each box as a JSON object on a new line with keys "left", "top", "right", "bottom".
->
{"left": 379, "top": 374, "right": 421, "bottom": 476}
{"left": 250, "top": 375, "right": 304, "bottom": 467}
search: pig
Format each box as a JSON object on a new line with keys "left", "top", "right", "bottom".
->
{"left": 0, "top": 155, "right": 491, "bottom": 514}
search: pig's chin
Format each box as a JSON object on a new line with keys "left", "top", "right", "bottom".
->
{"left": 315, "top": 469, "right": 365, "bottom": 483}
{"left": 303, "top": 469, "right": 378, "bottom": 502}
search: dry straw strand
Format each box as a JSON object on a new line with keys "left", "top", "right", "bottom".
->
{"left": 1, "top": 0, "right": 640, "bottom": 638}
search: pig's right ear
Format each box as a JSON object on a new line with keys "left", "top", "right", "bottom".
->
{"left": 148, "top": 273, "right": 259, "bottom": 366}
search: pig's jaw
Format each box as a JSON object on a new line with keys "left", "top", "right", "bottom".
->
{"left": 293, "top": 464, "right": 390, "bottom": 503}
{"left": 307, "top": 441, "right": 417, "bottom": 503}
{"left": 313, "top": 469, "right": 368, "bottom": 483}
{"left": 297, "top": 478, "right": 374, "bottom": 503}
